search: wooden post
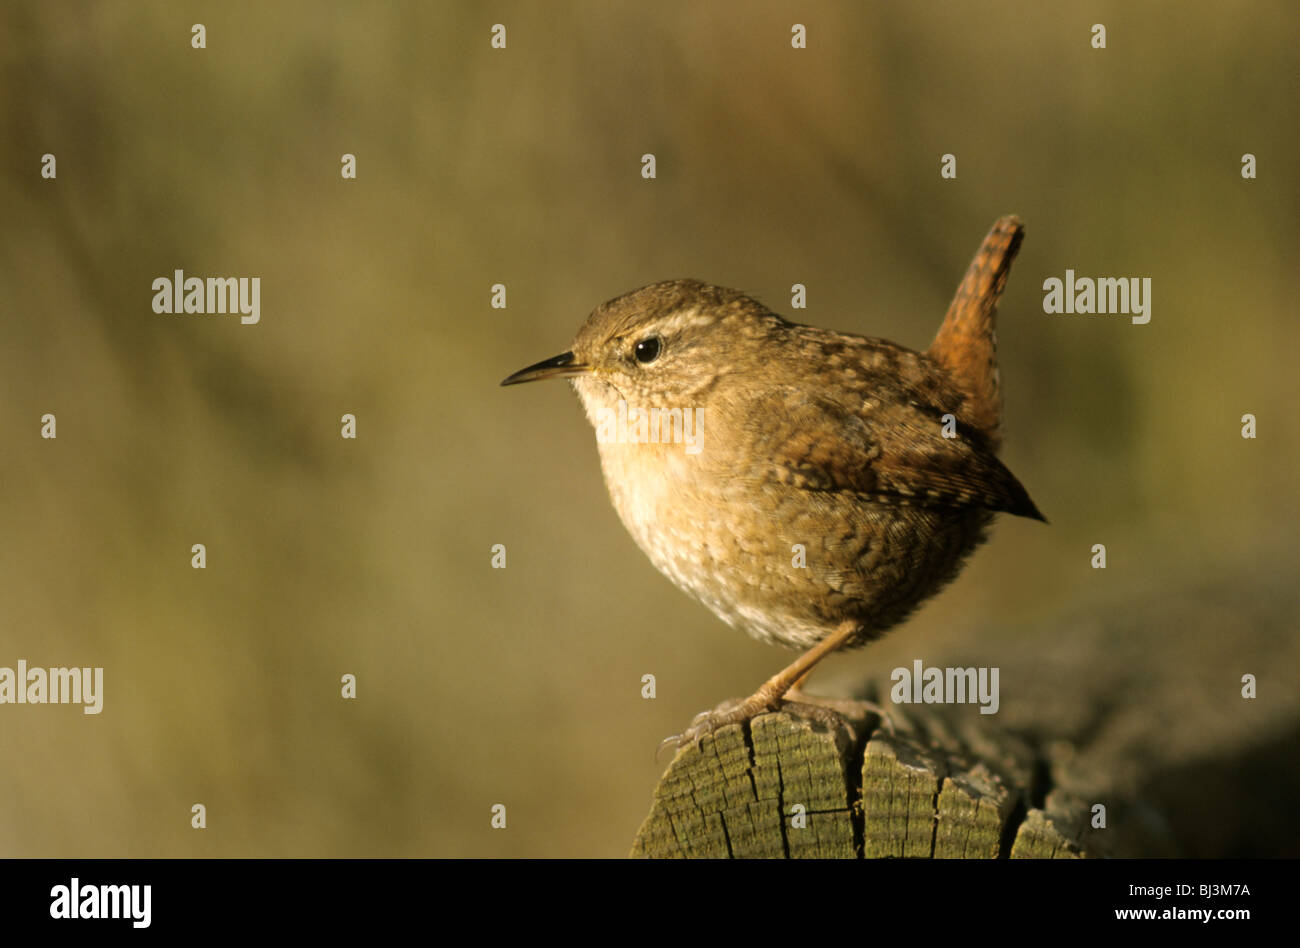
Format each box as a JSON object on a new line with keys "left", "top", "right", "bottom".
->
{"left": 632, "top": 703, "right": 1088, "bottom": 858}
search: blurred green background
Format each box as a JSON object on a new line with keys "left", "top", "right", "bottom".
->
{"left": 1, "top": 1, "right": 1297, "bottom": 857}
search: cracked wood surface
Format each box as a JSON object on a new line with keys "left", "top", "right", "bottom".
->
{"left": 632, "top": 703, "right": 1083, "bottom": 859}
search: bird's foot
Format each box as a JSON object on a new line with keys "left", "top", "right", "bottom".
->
{"left": 659, "top": 691, "right": 784, "bottom": 756}
{"left": 785, "top": 689, "right": 897, "bottom": 735}
{"left": 659, "top": 688, "right": 866, "bottom": 756}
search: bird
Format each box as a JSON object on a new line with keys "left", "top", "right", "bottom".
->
{"left": 502, "top": 216, "right": 1044, "bottom": 746}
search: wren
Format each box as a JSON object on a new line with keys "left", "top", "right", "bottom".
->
{"left": 502, "top": 216, "right": 1044, "bottom": 745}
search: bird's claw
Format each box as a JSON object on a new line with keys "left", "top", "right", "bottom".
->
{"left": 665, "top": 694, "right": 780, "bottom": 752}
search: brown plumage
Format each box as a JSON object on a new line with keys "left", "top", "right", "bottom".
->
{"left": 503, "top": 215, "right": 1043, "bottom": 741}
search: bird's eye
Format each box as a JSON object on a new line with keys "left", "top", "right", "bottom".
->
{"left": 633, "top": 336, "right": 662, "bottom": 364}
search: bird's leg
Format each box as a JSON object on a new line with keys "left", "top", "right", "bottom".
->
{"left": 672, "top": 619, "right": 864, "bottom": 749}
{"left": 785, "top": 667, "right": 816, "bottom": 695}
{"left": 784, "top": 651, "right": 896, "bottom": 735}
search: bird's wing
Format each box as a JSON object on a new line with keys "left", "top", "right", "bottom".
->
{"left": 749, "top": 387, "right": 1045, "bottom": 521}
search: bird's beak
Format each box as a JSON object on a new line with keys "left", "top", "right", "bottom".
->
{"left": 500, "top": 351, "right": 592, "bottom": 386}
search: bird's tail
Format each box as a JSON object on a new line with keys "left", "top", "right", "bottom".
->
{"left": 926, "top": 215, "right": 1025, "bottom": 452}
